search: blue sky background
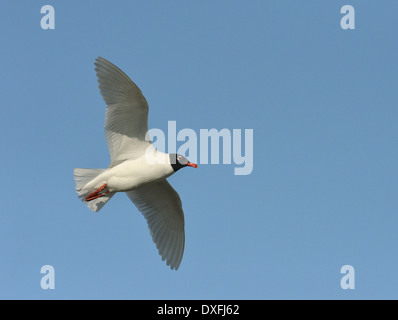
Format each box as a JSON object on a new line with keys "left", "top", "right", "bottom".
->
{"left": 1, "top": 0, "right": 397, "bottom": 299}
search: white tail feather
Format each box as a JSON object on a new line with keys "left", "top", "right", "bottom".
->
{"left": 74, "top": 168, "right": 115, "bottom": 212}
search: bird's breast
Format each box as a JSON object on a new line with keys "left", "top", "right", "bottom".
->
{"left": 106, "top": 156, "right": 173, "bottom": 192}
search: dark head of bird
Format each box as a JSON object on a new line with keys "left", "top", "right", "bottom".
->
{"left": 169, "top": 154, "right": 198, "bottom": 172}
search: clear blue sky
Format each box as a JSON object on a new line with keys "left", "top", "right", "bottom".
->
{"left": 1, "top": 0, "right": 397, "bottom": 299}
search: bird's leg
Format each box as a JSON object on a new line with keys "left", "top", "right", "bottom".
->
{"left": 85, "top": 183, "right": 109, "bottom": 201}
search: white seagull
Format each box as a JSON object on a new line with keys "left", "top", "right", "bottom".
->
{"left": 74, "top": 57, "right": 197, "bottom": 270}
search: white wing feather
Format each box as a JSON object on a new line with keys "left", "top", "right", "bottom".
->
{"left": 126, "top": 180, "right": 185, "bottom": 270}
{"left": 94, "top": 57, "right": 151, "bottom": 166}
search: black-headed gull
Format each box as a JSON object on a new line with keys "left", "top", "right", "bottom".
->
{"left": 74, "top": 57, "right": 197, "bottom": 270}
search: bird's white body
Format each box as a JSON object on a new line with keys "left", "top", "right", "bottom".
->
{"left": 86, "top": 151, "right": 173, "bottom": 192}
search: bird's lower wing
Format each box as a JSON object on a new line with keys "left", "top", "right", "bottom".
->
{"left": 126, "top": 179, "right": 185, "bottom": 270}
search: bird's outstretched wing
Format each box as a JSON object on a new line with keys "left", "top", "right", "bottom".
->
{"left": 94, "top": 57, "right": 152, "bottom": 167}
{"left": 126, "top": 179, "right": 185, "bottom": 270}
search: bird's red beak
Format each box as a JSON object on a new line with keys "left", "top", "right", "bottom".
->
{"left": 186, "top": 162, "right": 198, "bottom": 168}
